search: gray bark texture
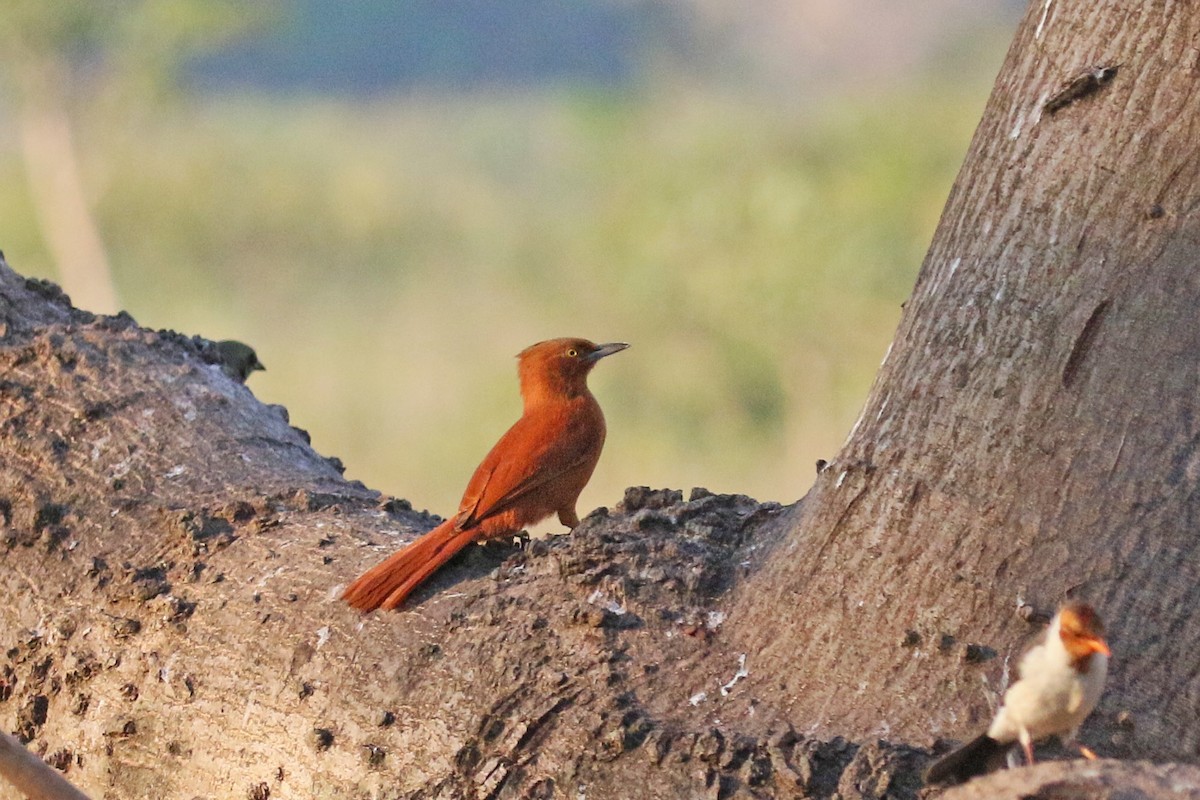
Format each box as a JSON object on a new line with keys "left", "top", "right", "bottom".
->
{"left": 3, "top": 1, "right": 1200, "bottom": 798}
{"left": 731, "top": 0, "right": 1200, "bottom": 762}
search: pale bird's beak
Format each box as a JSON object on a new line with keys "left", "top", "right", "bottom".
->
{"left": 586, "top": 342, "right": 629, "bottom": 362}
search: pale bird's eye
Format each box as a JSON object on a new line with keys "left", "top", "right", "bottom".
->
{"left": 567, "top": 348, "right": 578, "bottom": 357}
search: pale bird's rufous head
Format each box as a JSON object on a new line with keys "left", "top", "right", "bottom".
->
{"left": 1057, "top": 602, "right": 1111, "bottom": 661}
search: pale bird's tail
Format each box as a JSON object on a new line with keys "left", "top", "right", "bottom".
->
{"left": 924, "top": 734, "right": 1009, "bottom": 786}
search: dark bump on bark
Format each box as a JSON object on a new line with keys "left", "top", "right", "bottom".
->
{"left": 87, "top": 556, "right": 110, "bottom": 586}
{"left": 619, "top": 486, "right": 684, "bottom": 513}
{"left": 220, "top": 500, "right": 257, "bottom": 523}
{"left": 128, "top": 564, "right": 171, "bottom": 602}
{"left": 119, "top": 683, "right": 139, "bottom": 701}
{"left": 1043, "top": 64, "right": 1121, "bottom": 114}
{"left": 718, "top": 734, "right": 754, "bottom": 772}
{"left": 55, "top": 618, "right": 77, "bottom": 643}
{"left": 168, "top": 597, "right": 197, "bottom": 622}
{"left": 22, "top": 275, "right": 72, "bottom": 307}
{"left": 901, "top": 630, "right": 921, "bottom": 647}
{"left": 33, "top": 502, "right": 66, "bottom": 532}
{"left": 16, "top": 693, "right": 49, "bottom": 742}
{"left": 173, "top": 511, "right": 237, "bottom": 555}
{"left": 296, "top": 489, "right": 341, "bottom": 512}
{"left": 938, "top": 633, "right": 957, "bottom": 651}
{"left": 311, "top": 727, "right": 334, "bottom": 751}
{"left": 1062, "top": 299, "right": 1111, "bottom": 388}
{"left": 363, "top": 743, "right": 386, "bottom": 769}
{"left": 380, "top": 496, "right": 412, "bottom": 514}
{"left": 111, "top": 617, "right": 141, "bottom": 638}
{"left": 963, "top": 643, "right": 998, "bottom": 663}
{"left": 0, "top": 664, "right": 16, "bottom": 702}
{"left": 379, "top": 710, "right": 396, "bottom": 727}
{"left": 45, "top": 748, "right": 72, "bottom": 772}
{"left": 104, "top": 718, "right": 137, "bottom": 738}
{"left": 1148, "top": 203, "right": 1165, "bottom": 218}
{"left": 30, "top": 656, "right": 52, "bottom": 683}
{"left": 247, "top": 781, "right": 270, "bottom": 800}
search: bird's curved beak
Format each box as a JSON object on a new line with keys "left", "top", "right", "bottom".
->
{"left": 586, "top": 342, "right": 629, "bottom": 362}
{"left": 1090, "top": 637, "right": 1111, "bottom": 657}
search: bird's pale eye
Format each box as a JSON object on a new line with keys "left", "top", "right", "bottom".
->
{"left": 566, "top": 348, "right": 579, "bottom": 358}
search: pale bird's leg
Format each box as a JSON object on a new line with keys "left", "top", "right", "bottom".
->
{"left": 1077, "top": 744, "right": 1099, "bottom": 760}
{"left": 1019, "top": 729, "right": 1035, "bottom": 766}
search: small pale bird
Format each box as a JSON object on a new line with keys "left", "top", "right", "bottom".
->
{"left": 342, "top": 337, "right": 628, "bottom": 612}
{"left": 924, "top": 602, "right": 1110, "bottom": 785}
{"left": 215, "top": 340, "right": 266, "bottom": 383}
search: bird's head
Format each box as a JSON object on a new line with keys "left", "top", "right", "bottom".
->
{"left": 517, "top": 338, "right": 628, "bottom": 403}
{"left": 1056, "top": 603, "right": 1111, "bottom": 668}
{"left": 216, "top": 340, "right": 266, "bottom": 383}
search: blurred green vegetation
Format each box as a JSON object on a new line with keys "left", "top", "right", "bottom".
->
{"left": 0, "top": 63, "right": 1001, "bottom": 521}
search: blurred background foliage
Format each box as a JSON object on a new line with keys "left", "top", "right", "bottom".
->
{"left": 0, "top": 0, "right": 1021, "bottom": 523}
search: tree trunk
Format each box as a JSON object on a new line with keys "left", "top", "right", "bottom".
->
{"left": 732, "top": 0, "right": 1200, "bottom": 761}
{"left": 3, "top": 1, "right": 1199, "bottom": 798}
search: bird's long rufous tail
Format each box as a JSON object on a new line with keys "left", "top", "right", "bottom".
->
{"left": 923, "top": 733, "right": 1010, "bottom": 785}
{"left": 342, "top": 519, "right": 478, "bottom": 611}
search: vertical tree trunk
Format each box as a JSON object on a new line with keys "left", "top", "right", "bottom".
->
{"left": 732, "top": 0, "right": 1200, "bottom": 760}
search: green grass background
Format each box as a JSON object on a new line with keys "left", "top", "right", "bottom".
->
{"left": 0, "top": 64, "right": 1001, "bottom": 525}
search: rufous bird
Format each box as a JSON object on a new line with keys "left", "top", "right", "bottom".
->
{"left": 924, "top": 602, "right": 1110, "bottom": 785}
{"left": 342, "top": 337, "right": 628, "bottom": 612}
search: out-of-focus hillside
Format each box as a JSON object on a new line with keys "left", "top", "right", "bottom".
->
{"left": 0, "top": 2, "right": 1019, "bottom": 524}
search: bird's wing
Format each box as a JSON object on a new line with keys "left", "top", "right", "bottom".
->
{"left": 1066, "top": 675, "right": 1087, "bottom": 715}
{"left": 1015, "top": 628, "right": 1052, "bottom": 680}
{"left": 454, "top": 403, "right": 601, "bottom": 530}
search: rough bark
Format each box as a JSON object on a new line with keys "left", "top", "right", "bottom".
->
{"left": 939, "top": 760, "right": 1200, "bottom": 800}
{"left": 731, "top": 0, "right": 1200, "bottom": 762}
{"left": 0, "top": 263, "right": 924, "bottom": 798}
{"left": 4, "top": 1, "right": 1200, "bottom": 798}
